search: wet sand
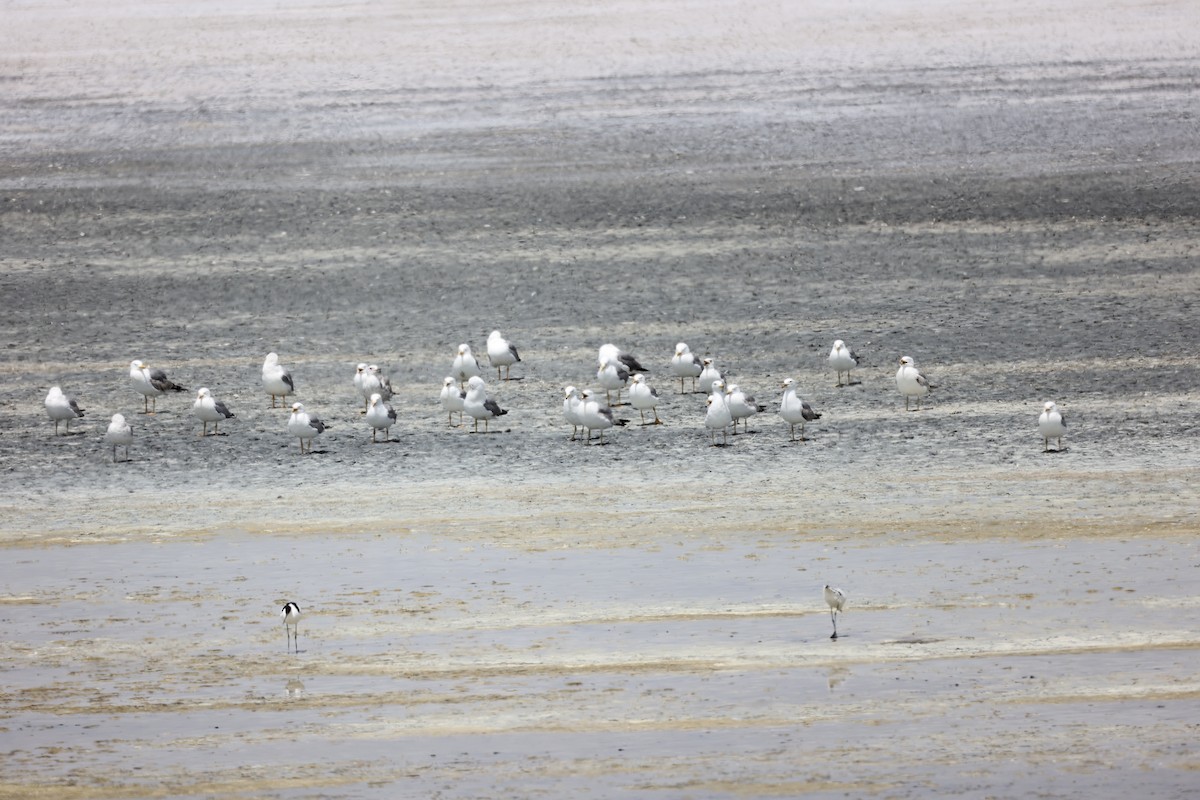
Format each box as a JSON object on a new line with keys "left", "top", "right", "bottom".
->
{"left": 1, "top": 0, "right": 1199, "bottom": 797}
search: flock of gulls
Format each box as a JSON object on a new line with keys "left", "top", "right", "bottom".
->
{"left": 42, "top": 330, "right": 1069, "bottom": 460}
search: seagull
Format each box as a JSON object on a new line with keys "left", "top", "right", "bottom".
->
{"left": 452, "top": 344, "right": 483, "bottom": 388}
{"left": 353, "top": 363, "right": 371, "bottom": 411}
{"left": 598, "top": 343, "right": 649, "bottom": 374}
{"left": 105, "top": 413, "right": 133, "bottom": 461}
{"left": 704, "top": 379, "right": 732, "bottom": 445}
{"left": 563, "top": 385, "right": 585, "bottom": 440}
{"left": 779, "top": 378, "right": 822, "bottom": 442}
{"left": 44, "top": 386, "right": 85, "bottom": 434}
{"left": 129, "top": 359, "right": 186, "bottom": 414}
{"left": 1038, "top": 400, "right": 1067, "bottom": 452}
{"left": 288, "top": 402, "right": 327, "bottom": 454}
{"left": 597, "top": 357, "right": 631, "bottom": 406}
{"left": 193, "top": 387, "right": 235, "bottom": 436}
{"left": 262, "top": 352, "right": 295, "bottom": 408}
{"left": 281, "top": 601, "right": 301, "bottom": 652}
{"left": 365, "top": 392, "right": 397, "bottom": 442}
{"left": 670, "top": 342, "right": 704, "bottom": 393}
{"left": 367, "top": 365, "right": 394, "bottom": 402}
{"left": 463, "top": 375, "right": 507, "bottom": 433}
{"left": 580, "top": 388, "right": 626, "bottom": 444}
{"left": 896, "top": 356, "right": 934, "bottom": 411}
{"left": 726, "top": 383, "right": 766, "bottom": 434}
{"left": 698, "top": 358, "right": 725, "bottom": 395}
{"left": 486, "top": 330, "right": 521, "bottom": 381}
{"left": 824, "top": 585, "right": 846, "bottom": 639}
{"left": 439, "top": 376, "right": 466, "bottom": 427}
{"left": 829, "top": 339, "right": 861, "bottom": 387}
{"left": 629, "top": 373, "right": 662, "bottom": 425}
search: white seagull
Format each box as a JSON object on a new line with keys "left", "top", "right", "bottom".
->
{"left": 779, "top": 378, "right": 822, "bottom": 442}
{"left": 262, "top": 352, "right": 295, "bottom": 408}
{"left": 580, "top": 388, "right": 625, "bottom": 444}
{"left": 129, "top": 359, "right": 186, "bottom": 414}
{"left": 670, "top": 342, "right": 704, "bottom": 393}
{"left": 439, "top": 376, "right": 466, "bottom": 426}
{"left": 726, "top": 383, "right": 766, "bottom": 434}
{"left": 353, "top": 363, "right": 370, "bottom": 411}
{"left": 367, "top": 365, "right": 394, "bottom": 402}
{"left": 193, "top": 387, "right": 235, "bottom": 436}
{"left": 704, "top": 379, "right": 733, "bottom": 446}
{"left": 45, "top": 386, "right": 85, "bottom": 434}
{"left": 828, "top": 339, "right": 861, "bottom": 387}
{"left": 896, "top": 356, "right": 933, "bottom": 411}
{"left": 598, "top": 343, "right": 649, "bottom": 374}
{"left": 698, "top": 358, "right": 725, "bottom": 395}
{"left": 486, "top": 330, "right": 521, "bottom": 381}
{"left": 281, "top": 601, "right": 301, "bottom": 652}
{"left": 597, "top": 357, "right": 631, "bottom": 406}
{"left": 105, "top": 413, "right": 133, "bottom": 462}
{"left": 452, "top": 344, "right": 483, "bottom": 388}
{"left": 366, "top": 392, "right": 397, "bottom": 442}
{"left": 463, "top": 375, "right": 508, "bottom": 433}
{"left": 1038, "top": 400, "right": 1067, "bottom": 452}
{"left": 288, "top": 402, "right": 327, "bottom": 454}
{"left": 629, "top": 373, "right": 662, "bottom": 425}
{"left": 824, "top": 585, "right": 846, "bottom": 639}
{"left": 563, "top": 385, "right": 585, "bottom": 440}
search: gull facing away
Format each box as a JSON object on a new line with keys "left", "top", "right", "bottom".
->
{"left": 45, "top": 386, "right": 85, "bottom": 434}
{"left": 779, "top": 378, "right": 821, "bottom": 442}
{"left": 262, "top": 352, "right": 295, "bottom": 408}
{"left": 824, "top": 585, "right": 846, "bottom": 639}
{"left": 486, "top": 330, "right": 521, "bottom": 381}
{"left": 629, "top": 373, "right": 663, "bottom": 425}
{"left": 1038, "top": 400, "right": 1067, "bottom": 452}
{"left": 580, "top": 388, "right": 626, "bottom": 444}
{"left": 439, "top": 376, "right": 466, "bottom": 427}
{"left": 193, "top": 387, "right": 235, "bottom": 436}
{"left": 704, "top": 378, "right": 732, "bottom": 446}
{"left": 129, "top": 359, "right": 186, "bottom": 414}
{"left": 105, "top": 413, "right": 133, "bottom": 462}
{"left": 896, "top": 356, "right": 934, "bottom": 411}
{"left": 452, "top": 344, "right": 483, "bottom": 388}
{"left": 828, "top": 339, "right": 861, "bottom": 387}
{"left": 463, "top": 375, "right": 508, "bottom": 433}
{"left": 288, "top": 402, "right": 327, "bottom": 454}
{"left": 281, "top": 601, "right": 301, "bottom": 652}
{"left": 726, "top": 383, "right": 766, "bottom": 434}
{"left": 598, "top": 343, "right": 649, "bottom": 374}
{"left": 669, "top": 342, "right": 704, "bottom": 393}
{"left": 365, "top": 392, "right": 397, "bottom": 442}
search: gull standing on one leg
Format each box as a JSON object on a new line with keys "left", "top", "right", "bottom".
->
{"left": 896, "top": 356, "right": 933, "bottom": 411}
{"left": 1038, "top": 400, "right": 1067, "bottom": 452}
{"left": 828, "top": 339, "right": 861, "bottom": 387}
{"left": 824, "top": 585, "right": 846, "bottom": 639}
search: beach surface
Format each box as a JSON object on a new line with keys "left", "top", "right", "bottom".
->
{"left": 1, "top": 0, "right": 1198, "bottom": 797}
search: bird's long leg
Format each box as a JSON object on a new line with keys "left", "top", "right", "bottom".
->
{"left": 653, "top": 408, "right": 662, "bottom": 425}
{"left": 639, "top": 409, "right": 646, "bottom": 424}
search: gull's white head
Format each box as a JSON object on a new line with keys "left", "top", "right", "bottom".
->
{"left": 563, "top": 385, "right": 578, "bottom": 399}
{"left": 356, "top": 363, "right": 367, "bottom": 373}
{"left": 833, "top": 339, "right": 845, "bottom": 350}
{"left": 488, "top": 330, "right": 503, "bottom": 341}
{"left": 111, "top": 413, "right": 126, "bottom": 425}
{"left": 291, "top": 402, "right": 303, "bottom": 413}
{"left": 782, "top": 377, "right": 795, "bottom": 389}
{"left": 582, "top": 389, "right": 596, "bottom": 401}
{"left": 370, "top": 393, "right": 382, "bottom": 406}
{"left": 196, "top": 387, "right": 210, "bottom": 399}
{"left": 457, "top": 344, "right": 471, "bottom": 355}
{"left": 467, "top": 376, "right": 485, "bottom": 389}
{"left": 675, "top": 343, "right": 689, "bottom": 355}
{"left": 631, "top": 374, "right": 645, "bottom": 385}
{"left": 1043, "top": 401, "right": 1057, "bottom": 412}
{"left": 702, "top": 357, "right": 713, "bottom": 366}
{"left": 711, "top": 379, "right": 725, "bottom": 392}
{"left": 264, "top": 352, "right": 279, "bottom": 366}
{"left": 442, "top": 376, "right": 455, "bottom": 388}
{"left": 131, "top": 359, "right": 146, "bottom": 370}
{"left": 48, "top": 386, "right": 63, "bottom": 398}
{"left": 368, "top": 364, "right": 381, "bottom": 374}
{"left": 899, "top": 356, "right": 914, "bottom": 367}
{"left": 725, "top": 383, "right": 738, "bottom": 395}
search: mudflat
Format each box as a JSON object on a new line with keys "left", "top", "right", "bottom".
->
{"left": 1, "top": 1, "right": 1198, "bottom": 797}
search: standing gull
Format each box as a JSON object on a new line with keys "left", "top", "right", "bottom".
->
{"left": 262, "top": 352, "right": 295, "bottom": 408}
{"left": 105, "top": 413, "right": 133, "bottom": 462}
{"left": 580, "top": 388, "right": 625, "bottom": 444}
{"left": 598, "top": 343, "right": 649, "bottom": 374}
{"left": 353, "top": 363, "right": 370, "bottom": 411}
{"left": 828, "top": 339, "right": 861, "bottom": 387}
{"left": 726, "top": 383, "right": 766, "bottom": 434}
{"left": 486, "top": 330, "right": 521, "bottom": 381}
{"left": 704, "top": 379, "right": 732, "bottom": 446}
{"left": 129, "top": 359, "right": 186, "bottom": 414}
{"left": 367, "top": 365, "right": 394, "bottom": 402}
{"left": 1038, "top": 401, "right": 1067, "bottom": 452}
{"left": 896, "top": 356, "right": 933, "bottom": 411}
{"left": 463, "top": 375, "right": 507, "bottom": 433}
{"left": 193, "top": 387, "right": 235, "bottom": 436}
{"left": 597, "top": 357, "right": 631, "bottom": 406}
{"left": 288, "top": 402, "right": 327, "bottom": 454}
{"left": 629, "top": 374, "right": 663, "bottom": 425}
{"left": 365, "top": 393, "right": 397, "bottom": 443}
{"left": 452, "top": 344, "right": 483, "bottom": 388}
{"left": 281, "top": 601, "right": 301, "bottom": 652}
{"left": 698, "top": 358, "right": 725, "bottom": 395}
{"left": 439, "top": 376, "right": 466, "bottom": 426}
{"left": 824, "top": 585, "right": 846, "bottom": 639}
{"left": 779, "top": 378, "right": 822, "bottom": 442}
{"left": 44, "top": 386, "right": 85, "bottom": 434}
{"left": 563, "top": 385, "right": 585, "bottom": 440}
{"left": 670, "top": 342, "right": 704, "bottom": 393}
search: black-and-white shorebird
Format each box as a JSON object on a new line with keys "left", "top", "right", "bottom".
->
{"left": 193, "top": 387, "right": 235, "bottom": 436}
{"left": 129, "top": 359, "right": 186, "bottom": 414}
{"left": 365, "top": 392, "right": 397, "bottom": 442}
{"left": 896, "top": 356, "right": 934, "bottom": 411}
{"left": 486, "top": 330, "right": 521, "bottom": 381}
{"left": 288, "top": 402, "right": 327, "bottom": 453}
{"left": 280, "top": 601, "right": 301, "bottom": 652}
{"left": 629, "top": 373, "right": 663, "bottom": 425}
{"left": 670, "top": 342, "right": 704, "bottom": 393}
{"left": 263, "top": 352, "right": 295, "bottom": 408}
{"left": 45, "top": 386, "right": 85, "bottom": 435}
{"left": 824, "top": 585, "right": 846, "bottom": 639}
{"left": 828, "top": 339, "right": 861, "bottom": 387}
{"left": 1038, "top": 400, "right": 1067, "bottom": 452}
{"left": 779, "top": 378, "right": 821, "bottom": 442}
{"left": 105, "top": 413, "right": 133, "bottom": 461}
{"left": 463, "top": 375, "right": 508, "bottom": 433}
